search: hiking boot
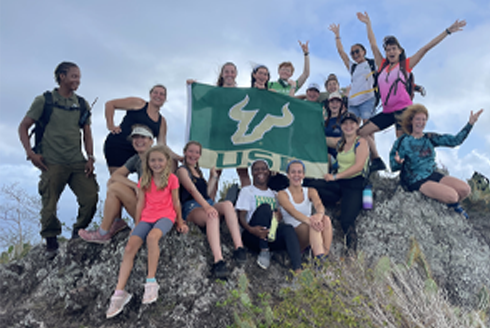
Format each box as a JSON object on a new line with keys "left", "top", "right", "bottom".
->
{"left": 109, "top": 219, "right": 129, "bottom": 237}
{"left": 233, "top": 247, "right": 247, "bottom": 265}
{"left": 106, "top": 290, "right": 132, "bottom": 319}
{"left": 142, "top": 282, "right": 159, "bottom": 304}
{"left": 224, "top": 183, "right": 240, "bottom": 205}
{"left": 452, "top": 203, "right": 469, "bottom": 219}
{"left": 78, "top": 229, "right": 111, "bottom": 244}
{"left": 45, "top": 236, "right": 59, "bottom": 260}
{"left": 211, "top": 260, "right": 229, "bottom": 279}
{"left": 257, "top": 250, "right": 271, "bottom": 270}
{"left": 369, "top": 157, "right": 386, "bottom": 172}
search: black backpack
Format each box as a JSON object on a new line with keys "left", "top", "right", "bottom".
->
{"left": 30, "top": 91, "right": 90, "bottom": 154}
{"left": 350, "top": 58, "right": 380, "bottom": 109}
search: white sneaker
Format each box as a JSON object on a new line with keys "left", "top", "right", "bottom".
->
{"left": 257, "top": 250, "right": 271, "bottom": 269}
{"left": 106, "top": 290, "right": 132, "bottom": 319}
{"left": 142, "top": 282, "right": 159, "bottom": 304}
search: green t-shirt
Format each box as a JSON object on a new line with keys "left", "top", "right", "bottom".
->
{"left": 26, "top": 89, "right": 91, "bottom": 165}
{"left": 268, "top": 79, "right": 299, "bottom": 95}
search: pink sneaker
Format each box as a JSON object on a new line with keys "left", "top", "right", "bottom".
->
{"left": 142, "top": 282, "right": 159, "bottom": 304}
{"left": 106, "top": 290, "right": 132, "bottom": 319}
{"left": 109, "top": 220, "right": 129, "bottom": 237}
{"left": 78, "top": 229, "right": 111, "bottom": 244}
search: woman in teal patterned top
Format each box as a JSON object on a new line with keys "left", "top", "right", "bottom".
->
{"left": 390, "top": 104, "right": 483, "bottom": 218}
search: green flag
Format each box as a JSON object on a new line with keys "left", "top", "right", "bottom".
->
{"left": 187, "top": 83, "right": 329, "bottom": 178}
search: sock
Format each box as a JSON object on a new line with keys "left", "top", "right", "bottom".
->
{"left": 146, "top": 277, "right": 156, "bottom": 283}
{"left": 99, "top": 228, "right": 108, "bottom": 236}
{"left": 114, "top": 290, "right": 125, "bottom": 296}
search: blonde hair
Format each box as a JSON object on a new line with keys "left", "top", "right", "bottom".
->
{"left": 278, "top": 61, "right": 295, "bottom": 75}
{"left": 183, "top": 141, "right": 204, "bottom": 178}
{"left": 140, "top": 145, "right": 172, "bottom": 191}
{"left": 401, "top": 104, "right": 429, "bottom": 135}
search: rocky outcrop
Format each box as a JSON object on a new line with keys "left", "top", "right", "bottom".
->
{"left": 0, "top": 175, "right": 489, "bottom": 327}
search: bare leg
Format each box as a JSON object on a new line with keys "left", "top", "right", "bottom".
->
{"left": 237, "top": 168, "right": 251, "bottom": 187}
{"left": 146, "top": 228, "right": 163, "bottom": 279}
{"left": 188, "top": 208, "right": 223, "bottom": 263}
{"left": 419, "top": 181, "right": 459, "bottom": 204}
{"left": 321, "top": 215, "right": 332, "bottom": 255}
{"left": 115, "top": 235, "right": 144, "bottom": 291}
{"left": 214, "top": 201, "right": 244, "bottom": 249}
{"left": 358, "top": 122, "right": 381, "bottom": 159}
{"left": 100, "top": 182, "right": 137, "bottom": 231}
{"left": 439, "top": 176, "right": 471, "bottom": 202}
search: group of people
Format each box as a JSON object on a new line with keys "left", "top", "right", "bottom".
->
{"left": 18, "top": 12, "right": 483, "bottom": 319}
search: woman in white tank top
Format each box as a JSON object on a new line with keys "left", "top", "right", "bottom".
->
{"left": 278, "top": 160, "right": 333, "bottom": 261}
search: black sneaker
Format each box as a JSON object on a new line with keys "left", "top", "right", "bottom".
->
{"left": 211, "top": 260, "right": 229, "bottom": 279}
{"left": 45, "top": 236, "right": 59, "bottom": 260}
{"left": 233, "top": 247, "right": 247, "bottom": 265}
{"left": 224, "top": 183, "right": 240, "bottom": 205}
{"left": 370, "top": 157, "right": 386, "bottom": 172}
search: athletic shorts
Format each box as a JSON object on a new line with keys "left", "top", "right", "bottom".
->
{"left": 368, "top": 107, "right": 407, "bottom": 131}
{"left": 181, "top": 198, "right": 214, "bottom": 220}
{"left": 407, "top": 171, "right": 444, "bottom": 192}
{"left": 348, "top": 97, "right": 376, "bottom": 120}
{"left": 103, "top": 135, "right": 136, "bottom": 168}
{"left": 131, "top": 218, "right": 173, "bottom": 240}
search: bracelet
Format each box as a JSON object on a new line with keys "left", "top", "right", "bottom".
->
{"left": 88, "top": 155, "right": 96, "bottom": 162}
{"left": 446, "top": 28, "right": 451, "bottom": 35}
{"left": 304, "top": 52, "right": 309, "bottom": 56}
{"left": 335, "top": 37, "right": 341, "bottom": 40}
{"left": 333, "top": 174, "right": 337, "bottom": 180}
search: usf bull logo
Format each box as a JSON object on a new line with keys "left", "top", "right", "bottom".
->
{"left": 228, "top": 95, "right": 294, "bottom": 145}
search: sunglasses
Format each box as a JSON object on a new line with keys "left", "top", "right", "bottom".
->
{"left": 350, "top": 49, "right": 361, "bottom": 56}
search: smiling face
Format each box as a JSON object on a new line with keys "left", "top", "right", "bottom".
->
{"left": 253, "top": 67, "right": 269, "bottom": 87}
{"left": 148, "top": 151, "right": 168, "bottom": 175}
{"left": 341, "top": 119, "right": 359, "bottom": 137}
{"left": 221, "top": 64, "right": 237, "bottom": 87}
{"left": 59, "top": 66, "right": 81, "bottom": 91}
{"left": 306, "top": 89, "right": 320, "bottom": 102}
{"left": 184, "top": 143, "right": 201, "bottom": 167}
{"left": 149, "top": 86, "right": 167, "bottom": 107}
{"left": 278, "top": 65, "right": 293, "bottom": 80}
{"left": 287, "top": 162, "right": 305, "bottom": 187}
{"left": 411, "top": 112, "right": 427, "bottom": 135}
{"left": 350, "top": 45, "right": 366, "bottom": 64}
{"left": 328, "top": 98, "right": 342, "bottom": 116}
{"left": 132, "top": 135, "right": 153, "bottom": 154}
{"left": 326, "top": 80, "right": 339, "bottom": 93}
{"left": 385, "top": 44, "right": 402, "bottom": 64}
{"left": 251, "top": 160, "right": 270, "bottom": 187}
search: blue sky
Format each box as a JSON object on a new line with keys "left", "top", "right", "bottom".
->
{"left": 1, "top": 0, "right": 489, "bottom": 241}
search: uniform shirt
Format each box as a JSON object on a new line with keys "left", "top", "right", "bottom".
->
{"left": 268, "top": 79, "right": 298, "bottom": 95}
{"left": 26, "top": 89, "right": 91, "bottom": 164}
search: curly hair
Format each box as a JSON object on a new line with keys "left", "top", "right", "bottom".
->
{"left": 140, "top": 145, "right": 172, "bottom": 192}
{"left": 401, "top": 104, "right": 429, "bottom": 135}
{"left": 183, "top": 141, "right": 204, "bottom": 178}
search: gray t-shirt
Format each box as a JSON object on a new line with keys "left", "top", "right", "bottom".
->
{"left": 124, "top": 154, "right": 142, "bottom": 178}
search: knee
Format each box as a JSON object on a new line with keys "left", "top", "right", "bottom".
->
{"left": 146, "top": 230, "right": 161, "bottom": 245}
{"left": 221, "top": 200, "right": 234, "bottom": 211}
{"left": 255, "top": 203, "right": 272, "bottom": 216}
{"left": 445, "top": 189, "right": 460, "bottom": 204}
{"left": 459, "top": 182, "right": 471, "bottom": 200}
{"left": 206, "top": 215, "right": 220, "bottom": 226}
{"left": 323, "top": 216, "right": 332, "bottom": 230}
{"left": 124, "top": 242, "right": 138, "bottom": 256}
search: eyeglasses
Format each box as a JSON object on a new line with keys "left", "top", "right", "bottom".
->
{"left": 350, "top": 49, "right": 361, "bottom": 56}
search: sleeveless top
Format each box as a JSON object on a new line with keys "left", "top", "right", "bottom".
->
{"left": 337, "top": 137, "right": 369, "bottom": 179}
{"left": 178, "top": 165, "right": 210, "bottom": 204}
{"left": 105, "top": 102, "right": 162, "bottom": 147}
{"left": 280, "top": 187, "right": 312, "bottom": 228}
{"left": 377, "top": 58, "right": 412, "bottom": 113}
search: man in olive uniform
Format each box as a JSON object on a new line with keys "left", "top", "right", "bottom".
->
{"left": 18, "top": 61, "right": 98, "bottom": 258}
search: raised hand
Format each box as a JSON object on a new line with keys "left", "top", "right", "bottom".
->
{"left": 328, "top": 24, "right": 340, "bottom": 37}
{"left": 357, "top": 11, "right": 371, "bottom": 25}
{"left": 298, "top": 40, "right": 309, "bottom": 54}
{"left": 447, "top": 19, "right": 466, "bottom": 34}
{"left": 469, "top": 109, "right": 483, "bottom": 125}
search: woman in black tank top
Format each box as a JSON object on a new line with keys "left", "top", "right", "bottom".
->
{"left": 103, "top": 84, "right": 182, "bottom": 174}
{"left": 176, "top": 141, "right": 246, "bottom": 279}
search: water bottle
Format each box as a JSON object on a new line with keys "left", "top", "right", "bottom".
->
{"left": 268, "top": 211, "right": 279, "bottom": 242}
{"left": 363, "top": 185, "right": 373, "bottom": 210}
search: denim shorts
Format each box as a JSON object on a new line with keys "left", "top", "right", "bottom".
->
{"left": 131, "top": 218, "right": 173, "bottom": 240}
{"left": 348, "top": 97, "right": 376, "bottom": 120}
{"left": 182, "top": 198, "right": 214, "bottom": 220}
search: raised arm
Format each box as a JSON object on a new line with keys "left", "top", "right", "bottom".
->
{"left": 409, "top": 19, "right": 466, "bottom": 69}
{"left": 328, "top": 24, "right": 350, "bottom": 70}
{"left": 357, "top": 12, "right": 383, "bottom": 67}
{"left": 296, "top": 40, "right": 310, "bottom": 89}
{"left": 429, "top": 109, "right": 482, "bottom": 147}
{"left": 105, "top": 97, "right": 146, "bottom": 133}
{"left": 156, "top": 117, "right": 183, "bottom": 162}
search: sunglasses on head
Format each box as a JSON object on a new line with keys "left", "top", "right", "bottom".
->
{"left": 350, "top": 49, "right": 361, "bottom": 56}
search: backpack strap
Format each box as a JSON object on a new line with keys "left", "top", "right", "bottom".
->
{"left": 32, "top": 91, "right": 54, "bottom": 154}
{"left": 76, "top": 95, "right": 91, "bottom": 127}
{"left": 350, "top": 63, "right": 358, "bottom": 75}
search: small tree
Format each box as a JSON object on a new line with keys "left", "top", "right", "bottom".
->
{"left": 0, "top": 183, "right": 41, "bottom": 260}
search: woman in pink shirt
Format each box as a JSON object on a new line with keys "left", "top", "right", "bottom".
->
{"left": 356, "top": 12, "right": 465, "bottom": 171}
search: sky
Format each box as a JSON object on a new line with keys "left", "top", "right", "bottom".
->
{"left": 1, "top": 0, "right": 489, "bottom": 241}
